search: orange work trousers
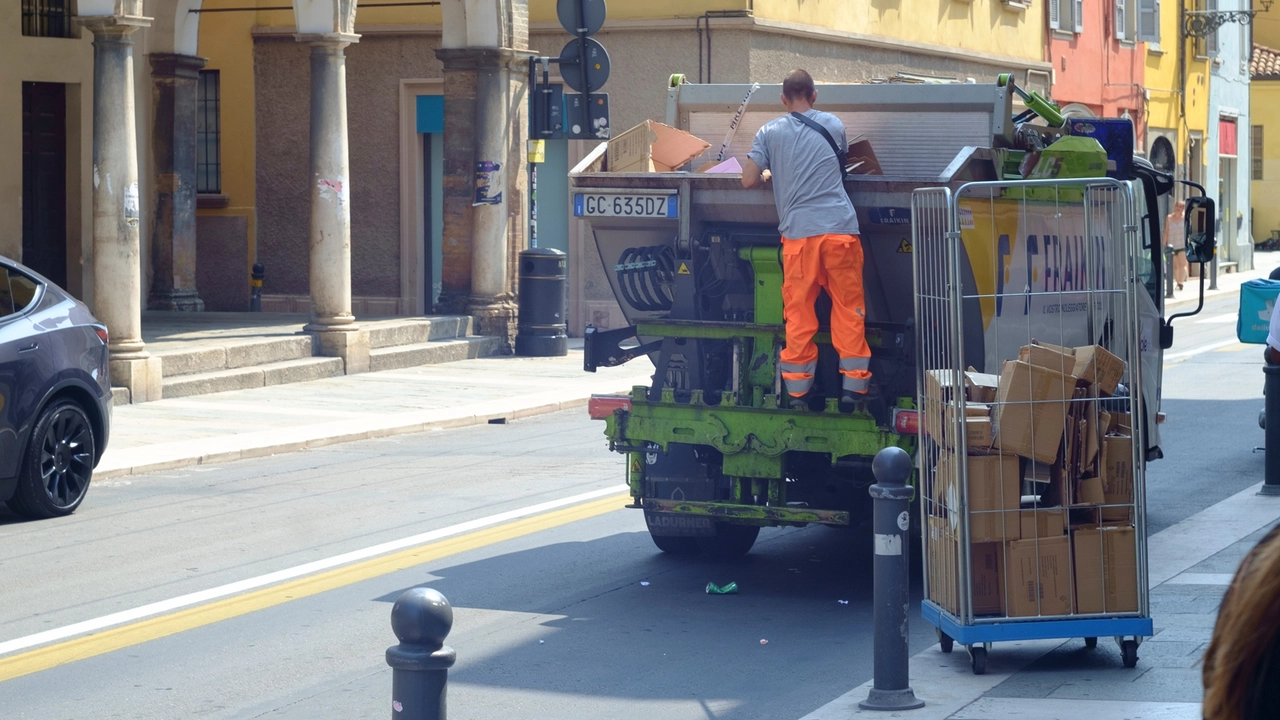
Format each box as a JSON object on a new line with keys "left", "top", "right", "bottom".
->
{"left": 778, "top": 233, "right": 871, "bottom": 397}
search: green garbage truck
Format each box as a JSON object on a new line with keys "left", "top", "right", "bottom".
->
{"left": 575, "top": 79, "right": 1207, "bottom": 557}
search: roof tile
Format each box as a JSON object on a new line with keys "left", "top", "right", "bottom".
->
{"left": 1253, "top": 43, "right": 1280, "bottom": 80}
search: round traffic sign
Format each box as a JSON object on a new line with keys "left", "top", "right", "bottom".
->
{"left": 557, "top": 0, "right": 606, "bottom": 37}
{"left": 558, "top": 37, "right": 611, "bottom": 93}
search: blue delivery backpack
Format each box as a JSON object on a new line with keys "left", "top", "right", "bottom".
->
{"left": 1238, "top": 279, "right": 1280, "bottom": 344}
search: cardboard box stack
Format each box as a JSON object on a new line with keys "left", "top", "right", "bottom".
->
{"left": 924, "top": 340, "right": 1140, "bottom": 620}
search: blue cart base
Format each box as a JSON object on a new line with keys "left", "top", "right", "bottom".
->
{"left": 922, "top": 601, "right": 1153, "bottom": 674}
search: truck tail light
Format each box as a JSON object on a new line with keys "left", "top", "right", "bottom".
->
{"left": 892, "top": 408, "right": 919, "bottom": 436}
{"left": 588, "top": 394, "right": 632, "bottom": 420}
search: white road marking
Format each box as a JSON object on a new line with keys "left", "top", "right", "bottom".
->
{"left": 1164, "top": 338, "right": 1241, "bottom": 361}
{"left": 1194, "top": 313, "right": 1238, "bottom": 324}
{"left": 0, "top": 485, "right": 625, "bottom": 658}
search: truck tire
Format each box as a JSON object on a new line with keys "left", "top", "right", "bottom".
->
{"left": 697, "top": 523, "right": 759, "bottom": 558}
{"left": 648, "top": 531, "right": 700, "bottom": 555}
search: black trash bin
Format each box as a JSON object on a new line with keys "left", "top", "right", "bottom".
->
{"left": 515, "top": 247, "right": 569, "bottom": 356}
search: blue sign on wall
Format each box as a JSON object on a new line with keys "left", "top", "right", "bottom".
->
{"left": 416, "top": 95, "right": 444, "bottom": 134}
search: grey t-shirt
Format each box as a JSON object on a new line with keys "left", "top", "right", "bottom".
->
{"left": 747, "top": 109, "right": 861, "bottom": 240}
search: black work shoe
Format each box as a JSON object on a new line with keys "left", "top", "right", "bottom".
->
{"left": 839, "top": 390, "right": 860, "bottom": 414}
{"left": 789, "top": 392, "right": 812, "bottom": 410}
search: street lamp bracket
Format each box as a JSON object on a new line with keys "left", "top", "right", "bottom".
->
{"left": 1183, "top": 1, "right": 1273, "bottom": 38}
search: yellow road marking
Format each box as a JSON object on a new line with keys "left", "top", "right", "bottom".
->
{"left": 0, "top": 493, "right": 627, "bottom": 683}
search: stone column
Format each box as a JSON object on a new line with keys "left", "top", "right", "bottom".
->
{"left": 78, "top": 12, "right": 162, "bottom": 403}
{"left": 147, "top": 53, "right": 206, "bottom": 312}
{"left": 435, "top": 47, "right": 528, "bottom": 349}
{"left": 298, "top": 33, "right": 369, "bottom": 374}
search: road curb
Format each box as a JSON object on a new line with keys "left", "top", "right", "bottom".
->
{"left": 94, "top": 396, "right": 594, "bottom": 481}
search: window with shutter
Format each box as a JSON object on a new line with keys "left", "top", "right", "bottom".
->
{"left": 1049, "top": 0, "right": 1060, "bottom": 30}
{"left": 1138, "top": 0, "right": 1159, "bottom": 44}
{"left": 1073, "top": 0, "right": 1084, "bottom": 32}
{"left": 1117, "top": 0, "right": 1127, "bottom": 39}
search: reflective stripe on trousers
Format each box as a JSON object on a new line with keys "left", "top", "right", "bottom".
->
{"left": 780, "top": 360, "right": 816, "bottom": 397}
{"left": 840, "top": 357, "right": 870, "bottom": 393}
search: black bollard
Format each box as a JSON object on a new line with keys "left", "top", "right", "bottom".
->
{"left": 1264, "top": 365, "right": 1280, "bottom": 496}
{"left": 860, "top": 446, "right": 925, "bottom": 711}
{"left": 250, "top": 263, "right": 265, "bottom": 312}
{"left": 386, "top": 588, "right": 457, "bottom": 720}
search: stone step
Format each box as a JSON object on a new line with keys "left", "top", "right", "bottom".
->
{"left": 111, "top": 387, "right": 130, "bottom": 406}
{"left": 369, "top": 336, "right": 501, "bottom": 373}
{"left": 160, "top": 356, "right": 345, "bottom": 400}
{"left": 367, "top": 316, "right": 475, "bottom": 349}
{"left": 156, "top": 335, "right": 316, "bottom": 378}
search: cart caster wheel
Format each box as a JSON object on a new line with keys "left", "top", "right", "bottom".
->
{"left": 1121, "top": 640, "right": 1139, "bottom": 668}
{"left": 937, "top": 629, "right": 954, "bottom": 654}
{"left": 969, "top": 646, "right": 987, "bottom": 675}
{"left": 1085, "top": 637, "right": 1098, "bottom": 649}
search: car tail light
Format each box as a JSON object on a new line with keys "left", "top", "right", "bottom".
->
{"left": 94, "top": 326, "right": 109, "bottom": 346}
{"left": 892, "top": 408, "right": 919, "bottom": 435}
{"left": 588, "top": 394, "right": 632, "bottom": 420}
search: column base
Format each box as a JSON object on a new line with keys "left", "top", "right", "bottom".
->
{"left": 147, "top": 289, "right": 205, "bottom": 312}
{"left": 110, "top": 356, "right": 163, "bottom": 404}
{"left": 467, "top": 298, "right": 517, "bottom": 354}
{"left": 859, "top": 687, "right": 925, "bottom": 711}
{"left": 435, "top": 289, "right": 470, "bottom": 316}
{"left": 306, "top": 326, "right": 370, "bottom": 375}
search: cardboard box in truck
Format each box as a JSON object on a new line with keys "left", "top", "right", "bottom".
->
{"left": 607, "top": 120, "right": 710, "bottom": 173}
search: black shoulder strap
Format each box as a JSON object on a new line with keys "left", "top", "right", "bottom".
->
{"left": 790, "top": 111, "right": 847, "bottom": 181}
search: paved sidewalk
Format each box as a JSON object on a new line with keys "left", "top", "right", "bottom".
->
{"left": 98, "top": 341, "right": 653, "bottom": 479}
{"left": 804, "top": 482, "right": 1280, "bottom": 720}
{"left": 1166, "top": 249, "right": 1280, "bottom": 310}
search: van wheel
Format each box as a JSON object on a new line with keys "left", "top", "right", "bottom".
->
{"left": 8, "top": 399, "right": 95, "bottom": 519}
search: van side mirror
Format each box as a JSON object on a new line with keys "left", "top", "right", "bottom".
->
{"left": 1184, "top": 196, "right": 1216, "bottom": 264}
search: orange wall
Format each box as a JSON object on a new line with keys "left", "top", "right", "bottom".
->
{"left": 1046, "top": 1, "right": 1145, "bottom": 138}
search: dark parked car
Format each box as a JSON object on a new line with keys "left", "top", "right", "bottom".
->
{"left": 0, "top": 256, "right": 111, "bottom": 519}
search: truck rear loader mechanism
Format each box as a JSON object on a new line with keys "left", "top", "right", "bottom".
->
{"left": 573, "top": 79, "right": 1207, "bottom": 558}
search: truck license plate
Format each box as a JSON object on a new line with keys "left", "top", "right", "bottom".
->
{"left": 574, "top": 193, "right": 677, "bottom": 218}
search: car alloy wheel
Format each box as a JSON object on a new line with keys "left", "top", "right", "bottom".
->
{"left": 8, "top": 399, "right": 95, "bottom": 519}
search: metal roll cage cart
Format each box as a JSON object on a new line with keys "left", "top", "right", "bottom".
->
{"left": 912, "top": 176, "right": 1153, "bottom": 675}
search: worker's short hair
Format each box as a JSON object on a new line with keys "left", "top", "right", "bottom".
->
{"left": 782, "top": 69, "right": 816, "bottom": 102}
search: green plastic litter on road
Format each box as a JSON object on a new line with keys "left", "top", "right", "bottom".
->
{"left": 706, "top": 581, "right": 738, "bottom": 595}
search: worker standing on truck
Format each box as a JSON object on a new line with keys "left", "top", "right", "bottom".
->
{"left": 741, "top": 69, "right": 875, "bottom": 415}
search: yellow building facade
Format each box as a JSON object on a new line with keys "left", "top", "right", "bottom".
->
{"left": 1251, "top": 44, "right": 1280, "bottom": 242}
{"left": 1143, "top": 0, "right": 1212, "bottom": 197}
{"left": 1251, "top": 9, "right": 1280, "bottom": 242}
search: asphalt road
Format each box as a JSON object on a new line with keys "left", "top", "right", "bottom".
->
{"left": 0, "top": 291, "right": 1262, "bottom": 720}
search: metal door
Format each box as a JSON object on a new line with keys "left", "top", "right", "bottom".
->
{"left": 22, "top": 82, "right": 68, "bottom": 289}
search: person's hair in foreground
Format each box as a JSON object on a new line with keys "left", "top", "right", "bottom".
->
{"left": 1203, "top": 523, "right": 1280, "bottom": 719}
